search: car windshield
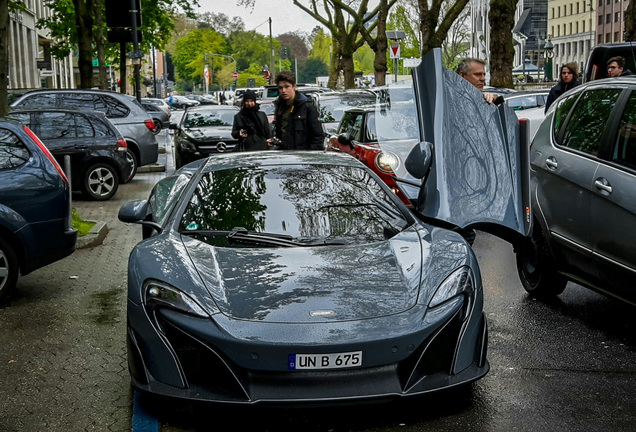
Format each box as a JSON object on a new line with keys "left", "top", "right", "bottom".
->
{"left": 318, "top": 95, "right": 375, "bottom": 123}
{"left": 260, "top": 103, "right": 275, "bottom": 115}
{"left": 184, "top": 110, "right": 234, "bottom": 128}
{"left": 178, "top": 164, "right": 410, "bottom": 247}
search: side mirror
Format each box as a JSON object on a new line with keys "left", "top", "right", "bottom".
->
{"left": 337, "top": 133, "right": 354, "bottom": 149}
{"left": 405, "top": 141, "right": 433, "bottom": 180}
{"left": 118, "top": 200, "right": 163, "bottom": 234}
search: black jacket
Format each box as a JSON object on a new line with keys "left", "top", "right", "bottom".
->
{"left": 231, "top": 106, "right": 271, "bottom": 151}
{"left": 545, "top": 80, "right": 580, "bottom": 112}
{"left": 273, "top": 92, "right": 324, "bottom": 150}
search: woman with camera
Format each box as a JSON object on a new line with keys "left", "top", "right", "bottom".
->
{"left": 231, "top": 90, "right": 271, "bottom": 151}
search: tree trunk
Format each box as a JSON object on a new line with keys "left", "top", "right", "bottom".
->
{"left": 626, "top": 1, "right": 636, "bottom": 41}
{"left": 73, "top": 0, "right": 94, "bottom": 88}
{"left": 372, "top": 0, "right": 389, "bottom": 87}
{"left": 0, "top": 0, "right": 8, "bottom": 116}
{"left": 328, "top": 40, "right": 340, "bottom": 89}
{"left": 341, "top": 54, "right": 355, "bottom": 89}
{"left": 120, "top": 43, "right": 127, "bottom": 94}
{"left": 94, "top": 0, "right": 107, "bottom": 89}
{"left": 488, "top": 0, "right": 515, "bottom": 88}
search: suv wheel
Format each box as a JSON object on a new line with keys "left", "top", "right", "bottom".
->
{"left": 516, "top": 224, "right": 567, "bottom": 297}
{"left": 82, "top": 163, "right": 119, "bottom": 200}
{"left": 152, "top": 119, "right": 162, "bottom": 135}
{"left": 0, "top": 237, "right": 18, "bottom": 302}
{"left": 124, "top": 149, "right": 138, "bottom": 182}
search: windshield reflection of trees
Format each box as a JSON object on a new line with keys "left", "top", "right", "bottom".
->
{"left": 0, "top": 129, "right": 30, "bottom": 168}
{"left": 179, "top": 165, "right": 408, "bottom": 244}
{"left": 184, "top": 111, "right": 234, "bottom": 128}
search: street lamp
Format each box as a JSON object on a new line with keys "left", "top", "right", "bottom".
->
{"left": 544, "top": 37, "right": 554, "bottom": 81}
{"left": 385, "top": 30, "right": 406, "bottom": 84}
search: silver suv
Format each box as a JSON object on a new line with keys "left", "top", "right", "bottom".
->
{"left": 516, "top": 76, "right": 636, "bottom": 304}
{"left": 11, "top": 89, "right": 159, "bottom": 180}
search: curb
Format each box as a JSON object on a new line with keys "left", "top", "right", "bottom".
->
{"left": 137, "top": 163, "right": 166, "bottom": 173}
{"left": 76, "top": 220, "right": 109, "bottom": 249}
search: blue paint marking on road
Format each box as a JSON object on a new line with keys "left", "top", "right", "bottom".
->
{"left": 132, "top": 390, "right": 159, "bottom": 432}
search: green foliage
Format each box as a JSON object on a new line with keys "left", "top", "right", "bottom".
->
{"left": 227, "top": 31, "right": 277, "bottom": 72}
{"left": 299, "top": 58, "right": 329, "bottom": 84}
{"left": 353, "top": 44, "right": 375, "bottom": 74}
{"left": 173, "top": 28, "right": 227, "bottom": 81}
{"left": 308, "top": 29, "right": 331, "bottom": 66}
{"left": 72, "top": 209, "right": 95, "bottom": 237}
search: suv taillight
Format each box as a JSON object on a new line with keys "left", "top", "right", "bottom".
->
{"left": 117, "top": 139, "right": 128, "bottom": 152}
{"left": 144, "top": 119, "right": 155, "bottom": 131}
{"left": 24, "top": 126, "right": 69, "bottom": 184}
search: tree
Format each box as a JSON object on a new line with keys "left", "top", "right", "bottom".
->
{"left": 197, "top": 11, "right": 245, "bottom": 37}
{"left": 416, "top": 0, "right": 471, "bottom": 55}
{"left": 172, "top": 28, "right": 227, "bottom": 86}
{"left": 441, "top": 1, "right": 470, "bottom": 70}
{"left": 356, "top": 0, "right": 398, "bottom": 87}
{"left": 227, "top": 30, "right": 275, "bottom": 74}
{"left": 626, "top": 1, "right": 636, "bottom": 41}
{"left": 73, "top": 0, "right": 95, "bottom": 88}
{"left": 277, "top": 32, "right": 310, "bottom": 68}
{"left": 488, "top": 0, "right": 515, "bottom": 88}
{"left": 0, "top": 0, "right": 9, "bottom": 116}
{"left": 308, "top": 27, "right": 332, "bottom": 67}
{"left": 299, "top": 57, "right": 329, "bottom": 84}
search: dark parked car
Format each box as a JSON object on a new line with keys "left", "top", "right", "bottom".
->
{"left": 170, "top": 105, "right": 240, "bottom": 168}
{"left": 0, "top": 118, "right": 77, "bottom": 301}
{"left": 118, "top": 49, "right": 529, "bottom": 404}
{"left": 516, "top": 77, "right": 636, "bottom": 304}
{"left": 141, "top": 101, "right": 171, "bottom": 134}
{"left": 312, "top": 89, "right": 376, "bottom": 137}
{"left": 10, "top": 109, "right": 133, "bottom": 200}
{"left": 584, "top": 42, "right": 636, "bottom": 82}
{"left": 10, "top": 89, "right": 159, "bottom": 181}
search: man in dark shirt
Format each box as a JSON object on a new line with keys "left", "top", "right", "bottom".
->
{"left": 272, "top": 71, "right": 324, "bottom": 150}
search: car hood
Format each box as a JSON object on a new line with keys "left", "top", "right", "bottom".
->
{"left": 184, "top": 126, "right": 233, "bottom": 141}
{"left": 408, "top": 49, "right": 531, "bottom": 242}
{"left": 182, "top": 229, "right": 425, "bottom": 323}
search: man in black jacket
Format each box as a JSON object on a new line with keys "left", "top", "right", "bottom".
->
{"left": 272, "top": 71, "right": 324, "bottom": 150}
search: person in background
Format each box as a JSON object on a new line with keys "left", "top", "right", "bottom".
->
{"left": 607, "top": 56, "right": 634, "bottom": 77}
{"left": 272, "top": 70, "right": 324, "bottom": 150}
{"left": 544, "top": 62, "right": 580, "bottom": 112}
{"left": 231, "top": 90, "right": 271, "bottom": 152}
{"left": 456, "top": 58, "right": 501, "bottom": 104}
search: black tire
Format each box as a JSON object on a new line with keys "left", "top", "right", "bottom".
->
{"left": 82, "top": 163, "right": 119, "bottom": 201}
{"left": 152, "top": 119, "right": 161, "bottom": 135}
{"left": 0, "top": 237, "right": 19, "bottom": 303}
{"left": 516, "top": 224, "right": 567, "bottom": 297}
{"left": 124, "top": 149, "right": 138, "bottom": 183}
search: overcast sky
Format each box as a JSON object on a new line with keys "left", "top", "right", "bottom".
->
{"left": 197, "top": 0, "right": 324, "bottom": 37}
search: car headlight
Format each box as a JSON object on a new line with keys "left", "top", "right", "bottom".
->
{"left": 429, "top": 266, "right": 475, "bottom": 309}
{"left": 143, "top": 279, "right": 209, "bottom": 318}
{"left": 375, "top": 151, "right": 400, "bottom": 173}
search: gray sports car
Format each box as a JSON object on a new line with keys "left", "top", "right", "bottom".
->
{"left": 119, "top": 49, "right": 530, "bottom": 403}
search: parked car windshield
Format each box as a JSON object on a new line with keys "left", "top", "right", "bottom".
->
{"left": 178, "top": 164, "right": 410, "bottom": 246}
{"left": 183, "top": 109, "right": 234, "bottom": 128}
{"left": 317, "top": 95, "right": 375, "bottom": 123}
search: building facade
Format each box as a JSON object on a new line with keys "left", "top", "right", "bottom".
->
{"left": 549, "top": 0, "right": 596, "bottom": 79}
{"left": 596, "top": 0, "right": 630, "bottom": 45}
{"left": 8, "top": 0, "right": 75, "bottom": 90}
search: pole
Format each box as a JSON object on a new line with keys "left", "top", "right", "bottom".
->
{"left": 269, "top": 17, "right": 274, "bottom": 83}
{"left": 394, "top": 58, "right": 398, "bottom": 84}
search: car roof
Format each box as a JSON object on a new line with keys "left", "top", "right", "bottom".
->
{"left": 504, "top": 89, "right": 550, "bottom": 98}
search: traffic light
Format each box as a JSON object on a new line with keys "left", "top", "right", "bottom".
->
{"left": 282, "top": 47, "right": 288, "bottom": 58}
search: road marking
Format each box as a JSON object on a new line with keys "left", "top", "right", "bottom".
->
{"left": 132, "top": 390, "right": 159, "bottom": 432}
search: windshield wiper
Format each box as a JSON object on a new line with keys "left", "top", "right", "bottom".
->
{"left": 182, "top": 227, "right": 345, "bottom": 248}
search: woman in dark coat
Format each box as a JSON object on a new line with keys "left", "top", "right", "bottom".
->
{"left": 545, "top": 62, "right": 580, "bottom": 112}
{"left": 231, "top": 90, "right": 271, "bottom": 151}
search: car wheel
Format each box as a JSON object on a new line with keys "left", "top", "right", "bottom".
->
{"left": 82, "top": 163, "right": 119, "bottom": 201}
{"left": 152, "top": 120, "right": 161, "bottom": 135}
{"left": 124, "top": 149, "right": 138, "bottom": 182}
{"left": 0, "top": 237, "right": 19, "bottom": 302}
{"left": 515, "top": 224, "right": 567, "bottom": 297}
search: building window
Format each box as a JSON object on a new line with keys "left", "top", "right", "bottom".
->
{"left": 606, "top": 13, "right": 611, "bottom": 24}
{"left": 583, "top": 21, "right": 586, "bottom": 32}
{"left": 614, "top": 31, "right": 620, "bottom": 41}
{"left": 570, "top": 3, "right": 573, "bottom": 14}
{"left": 573, "top": 42, "right": 577, "bottom": 55}
{"left": 598, "top": 34, "right": 603, "bottom": 44}
{"left": 615, "top": 12, "right": 620, "bottom": 22}
{"left": 569, "top": 23, "right": 573, "bottom": 34}
{"left": 605, "top": 33, "right": 611, "bottom": 43}
{"left": 599, "top": 14, "right": 603, "bottom": 24}
{"left": 577, "top": 2, "right": 580, "bottom": 13}
{"left": 576, "top": 21, "right": 579, "bottom": 33}
{"left": 551, "top": 7, "right": 554, "bottom": 19}
{"left": 598, "top": 0, "right": 602, "bottom": 6}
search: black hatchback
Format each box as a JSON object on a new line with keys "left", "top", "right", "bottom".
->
{"left": 10, "top": 109, "right": 133, "bottom": 200}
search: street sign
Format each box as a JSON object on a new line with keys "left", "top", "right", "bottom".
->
{"left": 233, "top": 72, "right": 239, "bottom": 79}
{"left": 403, "top": 58, "right": 421, "bottom": 68}
{"left": 389, "top": 42, "right": 400, "bottom": 59}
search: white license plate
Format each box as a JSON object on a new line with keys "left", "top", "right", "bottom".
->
{"left": 288, "top": 351, "right": 362, "bottom": 370}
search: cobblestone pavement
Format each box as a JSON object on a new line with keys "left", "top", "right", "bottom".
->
{"left": 0, "top": 133, "right": 174, "bottom": 432}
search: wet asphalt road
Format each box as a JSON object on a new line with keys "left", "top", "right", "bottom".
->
{"left": 1, "top": 129, "right": 635, "bottom": 432}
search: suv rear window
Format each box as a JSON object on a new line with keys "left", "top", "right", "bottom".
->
{"left": 0, "top": 128, "right": 30, "bottom": 169}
